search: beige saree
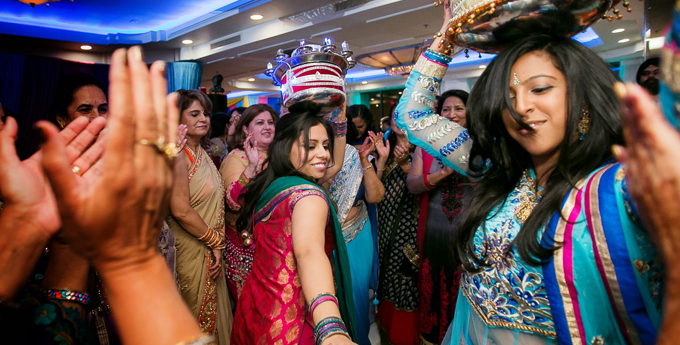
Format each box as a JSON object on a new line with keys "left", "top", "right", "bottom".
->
{"left": 166, "top": 146, "right": 232, "bottom": 344}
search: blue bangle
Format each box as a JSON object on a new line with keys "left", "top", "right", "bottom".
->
{"left": 423, "top": 49, "right": 452, "bottom": 65}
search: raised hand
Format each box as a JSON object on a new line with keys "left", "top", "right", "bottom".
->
{"left": 613, "top": 82, "right": 680, "bottom": 267}
{"left": 176, "top": 124, "right": 188, "bottom": 152}
{"left": 393, "top": 144, "right": 410, "bottom": 166}
{"left": 0, "top": 115, "right": 106, "bottom": 297}
{"left": 40, "top": 47, "right": 178, "bottom": 273}
{"left": 358, "top": 135, "right": 376, "bottom": 161}
{"left": 243, "top": 131, "right": 260, "bottom": 169}
{"left": 370, "top": 131, "right": 390, "bottom": 159}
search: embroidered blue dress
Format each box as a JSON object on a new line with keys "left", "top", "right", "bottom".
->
{"left": 394, "top": 50, "right": 663, "bottom": 345}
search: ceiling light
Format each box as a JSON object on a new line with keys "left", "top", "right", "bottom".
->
{"left": 612, "top": 28, "right": 625, "bottom": 34}
{"left": 648, "top": 37, "right": 665, "bottom": 50}
{"left": 250, "top": 14, "right": 264, "bottom": 20}
{"left": 247, "top": 78, "right": 256, "bottom": 82}
{"left": 618, "top": 38, "right": 630, "bottom": 43}
{"left": 80, "top": 45, "right": 92, "bottom": 50}
{"left": 371, "top": 98, "right": 375, "bottom": 101}
{"left": 182, "top": 39, "right": 193, "bottom": 45}
{"left": 398, "top": 91, "right": 402, "bottom": 95}
{"left": 361, "top": 81, "right": 368, "bottom": 85}
{"left": 479, "top": 65, "right": 486, "bottom": 69}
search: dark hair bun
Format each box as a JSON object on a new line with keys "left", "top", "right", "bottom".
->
{"left": 288, "top": 101, "right": 323, "bottom": 117}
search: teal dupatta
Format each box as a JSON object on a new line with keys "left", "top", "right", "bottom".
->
{"left": 253, "top": 176, "right": 358, "bottom": 341}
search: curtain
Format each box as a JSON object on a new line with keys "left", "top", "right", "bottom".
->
{"left": 0, "top": 53, "right": 26, "bottom": 115}
{"left": 166, "top": 61, "right": 203, "bottom": 93}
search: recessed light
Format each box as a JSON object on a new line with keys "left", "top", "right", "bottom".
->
{"left": 612, "top": 28, "right": 625, "bottom": 34}
{"left": 80, "top": 45, "right": 92, "bottom": 50}
{"left": 361, "top": 81, "right": 368, "bottom": 85}
{"left": 247, "top": 78, "right": 256, "bottom": 82}
{"left": 618, "top": 38, "right": 630, "bottom": 43}
{"left": 398, "top": 91, "right": 402, "bottom": 95}
{"left": 182, "top": 39, "right": 193, "bottom": 45}
{"left": 479, "top": 65, "right": 486, "bottom": 69}
{"left": 250, "top": 14, "right": 264, "bottom": 20}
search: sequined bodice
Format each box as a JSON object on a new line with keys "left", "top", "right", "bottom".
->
{"left": 461, "top": 172, "right": 556, "bottom": 338}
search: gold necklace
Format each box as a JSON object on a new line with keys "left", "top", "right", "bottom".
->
{"left": 514, "top": 169, "right": 542, "bottom": 224}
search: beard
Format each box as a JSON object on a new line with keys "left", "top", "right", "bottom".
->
{"left": 640, "top": 77, "right": 660, "bottom": 96}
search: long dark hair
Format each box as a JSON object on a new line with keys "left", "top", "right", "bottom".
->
{"left": 454, "top": 35, "right": 623, "bottom": 270}
{"left": 236, "top": 102, "right": 335, "bottom": 232}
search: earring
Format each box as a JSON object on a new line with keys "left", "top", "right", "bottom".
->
{"left": 578, "top": 107, "right": 590, "bottom": 140}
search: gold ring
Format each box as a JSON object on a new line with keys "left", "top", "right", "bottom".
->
{"left": 163, "top": 143, "right": 179, "bottom": 161}
{"left": 71, "top": 165, "right": 83, "bottom": 176}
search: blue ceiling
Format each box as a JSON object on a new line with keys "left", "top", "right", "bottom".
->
{"left": 0, "top": 0, "right": 262, "bottom": 44}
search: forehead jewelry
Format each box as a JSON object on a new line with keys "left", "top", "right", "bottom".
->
{"left": 513, "top": 73, "right": 521, "bottom": 86}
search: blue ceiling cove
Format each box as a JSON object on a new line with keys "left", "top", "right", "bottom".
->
{"left": 0, "top": 0, "right": 261, "bottom": 44}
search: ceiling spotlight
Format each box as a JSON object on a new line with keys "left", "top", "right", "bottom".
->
{"left": 361, "top": 81, "right": 368, "bottom": 85}
{"left": 182, "top": 39, "right": 193, "bottom": 45}
{"left": 250, "top": 14, "right": 264, "bottom": 20}
{"left": 479, "top": 65, "right": 486, "bottom": 69}
{"left": 612, "top": 28, "right": 625, "bottom": 34}
{"left": 247, "top": 78, "right": 256, "bottom": 82}
{"left": 618, "top": 38, "right": 630, "bottom": 43}
{"left": 398, "top": 91, "right": 402, "bottom": 95}
{"left": 80, "top": 45, "right": 92, "bottom": 50}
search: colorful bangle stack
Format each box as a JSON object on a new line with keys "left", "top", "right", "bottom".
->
{"left": 309, "top": 292, "right": 339, "bottom": 316}
{"left": 198, "top": 227, "right": 226, "bottom": 250}
{"left": 328, "top": 118, "right": 347, "bottom": 137}
{"left": 424, "top": 48, "right": 453, "bottom": 65}
{"left": 313, "top": 316, "right": 350, "bottom": 345}
{"left": 44, "top": 289, "right": 90, "bottom": 305}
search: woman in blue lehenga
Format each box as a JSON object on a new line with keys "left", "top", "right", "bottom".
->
{"left": 392, "top": 5, "right": 663, "bottom": 344}
{"left": 326, "top": 123, "right": 384, "bottom": 345}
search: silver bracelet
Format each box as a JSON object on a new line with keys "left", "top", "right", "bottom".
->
{"left": 362, "top": 163, "right": 373, "bottom": 171}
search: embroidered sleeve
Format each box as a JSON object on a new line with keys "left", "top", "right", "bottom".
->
{"left": 221, "top": 150, "right": 250, "bottom": 211}
{"left": 29, "top": 298, "right": 92, "bottom": 344}
{"left": 288, "top": 188, "right": 330, "bottom": 215}
{"left": 620, "top": 174, "right": 642, "bottom": 227}
{"left": 394, "top": 50, "right": 472, "bottom": 177}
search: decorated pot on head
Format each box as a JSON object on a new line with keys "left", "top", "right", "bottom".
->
{"left": 265, "top": 39, "right": 355, "bottom": 114}
{"left": 439, "top": 0, "right": 631, "bottom": 53}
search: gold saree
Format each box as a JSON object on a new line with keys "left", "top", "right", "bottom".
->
{"left": 166, "top": 147, "right": 232, "bottom": 344}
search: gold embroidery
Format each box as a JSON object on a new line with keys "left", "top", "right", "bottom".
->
{"left": 237, "top": 172, "right": 250, "bottom": 187}
{"left": 276, "top": 233, "right": 287, "bottom": 251}
{"left": 285, "top": 252, "right": 296, "bottom": 271}
{"left": 587, "top": 165, "right": 641, "bottom": 343}
{"left": 462, "top": 288, "right": 557, "bottom": 337}
{"left": 297, "top": 291, "right": 305, "bottom": 306}
{"left": 197, "top": 248, "right": 218, "bottom": 334}
{"left": 286, "top": 323, "right": 300, "bottom": 343}
{"left": 272, "top": 255, "right": 282, "bottom": 270}
{"left": 270, "top": 300, "right": 282, "bottom": 318}
{"left": 283, "top": 218, "right": 292, "bottom": 236}
{"left": 282, "top": 285, "right": 294, "bottom": 304}
{"left": 414, "top": 56, "right": 448, "bottom": 79}
{"left": 403, "top": 244, "right": 420, "bottom": 267}
{"left": 634, "top": 259, "right": 649, "bottom": 274}
{"left": 273, "top": 340, "right": 283, "bottom": 345}
{"left": 284, "top": 304, "right": 297, "bottom": 323}
{"left": 278, "top": 269, "right": 290, "bottom": 285}
{"left": 269, "top": 319, "right": 283, "bottom": 338}
{"left": 257, "top": 334, "right": 268, "bottom": 345}
{"left": 615, "top": 167, "right": 626, "bottom": 181}
{"left": 293, "top": 273, "right": 301, "bottom": 287}
{"left": 553, "top": 178, "right": 588, "bottom": 343}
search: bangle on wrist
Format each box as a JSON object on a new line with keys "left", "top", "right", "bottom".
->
{"left": 238, "top": 171, "right": 252, "bottom": 187}
{"left": 424, "top": 173, "right": 436, "bottom": 190}
{"left": 362, "top": 162, "right": 373, "bottom": 171}
{"left": 44, "top": 288, "right": 90, "bottom": 305}
{"left": 175, "top": 334, "right": 216, "bottom": 345}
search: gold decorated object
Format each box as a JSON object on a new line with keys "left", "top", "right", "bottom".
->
{"left": 441, "top": 0, "right": 638, "bottom": 53}
{"left": 514, "top": 170, "right": 542, "bottom": 224}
